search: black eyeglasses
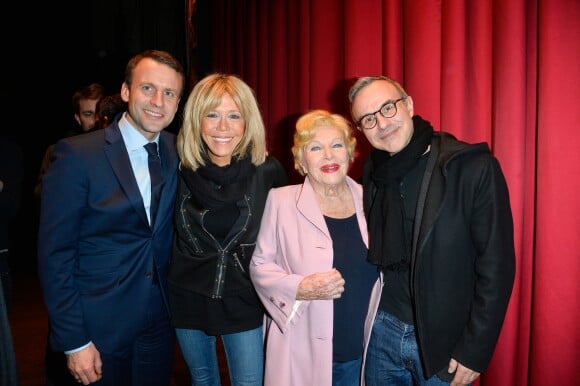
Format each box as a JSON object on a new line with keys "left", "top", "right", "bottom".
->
{"left": 356, "top": 97, "right": 407, "bottom": 130}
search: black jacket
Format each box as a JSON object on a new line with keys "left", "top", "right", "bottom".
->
{"left": 363, "top": 132, "right": 515, "bottom": 379}
{"left": 169, "top": 157, "right": 287, "bottom": 299}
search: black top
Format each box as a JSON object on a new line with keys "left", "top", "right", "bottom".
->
{"left": 326, "top": 214, "right": 378, "bottom": 362}
{"left": 379, "top": 152, "right": 428, "bottom": 324}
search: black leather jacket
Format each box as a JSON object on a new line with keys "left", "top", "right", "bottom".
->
{"left": 168, "top": 157, "right": 287, "bottom": 298}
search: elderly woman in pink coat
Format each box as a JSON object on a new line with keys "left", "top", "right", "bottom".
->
{"left": 250, "top": 109, "right": 382, "bottom": 386}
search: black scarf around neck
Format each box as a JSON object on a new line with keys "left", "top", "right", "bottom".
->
{"left": 181, "top": 156, "right": 256, "bottom": 210}
{"left": 367, "top": 115, "right": 434, "bottom": 268}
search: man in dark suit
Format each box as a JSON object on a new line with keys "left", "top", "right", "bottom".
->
{"left": 38, "top": 50, "right": 185, "bottom": 386}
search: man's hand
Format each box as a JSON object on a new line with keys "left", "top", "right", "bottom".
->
{"left": 67, "top": 343, "right": 103, "bottom": 384}
{"left": 448, "top": 358, "right": 481, "bottom": 386}
{"left": 296, "top": 268, "right": 345, "bottom": 300}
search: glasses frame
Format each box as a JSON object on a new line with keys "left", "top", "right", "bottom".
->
{"left": 356, "top": 97, "right": 407, "bottom": 130}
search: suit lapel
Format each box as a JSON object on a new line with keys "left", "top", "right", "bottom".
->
{"left": 104, "top": 125, "right": 150, "bottom": 227}
{"left": 415, "top": 139, "right": 443, "bottom": 258}
{"left": 296, "top": 177, "right": 330, "bottom": 238}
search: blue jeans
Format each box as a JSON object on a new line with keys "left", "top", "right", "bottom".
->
{"left": 176, "top": 326, "right": 264, "bottom": 386}
{"left": 333, "top": 357, "right": 362, "bottom": 386}
{"left": 365, "top": 310, "right": 455, "bottom": 386}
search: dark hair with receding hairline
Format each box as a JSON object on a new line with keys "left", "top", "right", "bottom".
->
{"left": 348, "top": 76, "right": 408, "bottom": 121}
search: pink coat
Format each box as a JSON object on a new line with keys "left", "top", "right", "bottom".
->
{"left": 250, "top": 176, "right": 382, "bottom": 386}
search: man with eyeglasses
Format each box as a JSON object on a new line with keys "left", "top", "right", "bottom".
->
{"left": 349, "top": 76, "right": 515, "bottom": 386}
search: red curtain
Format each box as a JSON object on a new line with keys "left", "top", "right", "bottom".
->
{"left": 207, "top": 0, "right": 580, "bottom": 384}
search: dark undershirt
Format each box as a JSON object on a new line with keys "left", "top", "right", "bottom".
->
{"left": 205, "top": 202, "right": 238, "bottom": 242}
{"left": 325, "top": 214, "right": 378, "bottom": 362}
{"left": 378, "top": 153, "right": 428, "bottom": 324}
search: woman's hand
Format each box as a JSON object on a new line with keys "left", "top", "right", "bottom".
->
{"left": 296, "top": 268, "right": 345, "bottom": 300}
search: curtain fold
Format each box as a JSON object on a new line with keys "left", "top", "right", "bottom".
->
{"left": 531, "top": 1, "right": 580, "bottom": 384}
{"left": 204, "top": 0, "right": 580, "bottom": 384}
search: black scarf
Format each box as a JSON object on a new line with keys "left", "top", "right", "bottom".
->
{"left": 367, "top": 115, "right": 434, "bottom": 268}
{"left": 181, "top": 156, "right": 256, "bottom": 210}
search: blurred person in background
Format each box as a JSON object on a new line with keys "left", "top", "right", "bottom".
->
{"left": 35, "top": 83, "right": 106, "bottom": 198}
{"left": 0, "top": 137, "right": 24, "bottom": 312}
{"left": 95, "top": 93, "right": 127, "bottom": 130}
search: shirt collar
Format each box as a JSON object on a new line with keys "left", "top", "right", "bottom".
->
{"left": 118, "top": 112, "right": 160, "bottom": 151}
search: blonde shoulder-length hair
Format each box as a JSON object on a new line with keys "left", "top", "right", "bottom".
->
{"left": 177, "top": 73, "right": 267, "bottom": 170}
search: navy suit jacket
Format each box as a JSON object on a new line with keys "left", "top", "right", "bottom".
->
{"left": 38, "top": 120, "right": 178, "bottom": 353}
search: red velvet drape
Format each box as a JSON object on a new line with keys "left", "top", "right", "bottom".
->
{"left": 207, "top": 0, "right": 580, "bottom": 384}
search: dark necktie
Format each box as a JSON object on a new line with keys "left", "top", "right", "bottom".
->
{"left": 144, "top": 142, "right": 164, "bottom": 226}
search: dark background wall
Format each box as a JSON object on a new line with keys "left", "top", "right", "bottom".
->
{"left": 4, "top": 0, "right": 213, "bottom": 272}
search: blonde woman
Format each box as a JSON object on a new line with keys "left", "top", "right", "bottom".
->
{"left": 250, "top": 110, "right": 381, "bottom": 386}
{"left": 168, "top": 73, "right": 287, "bottom": 386}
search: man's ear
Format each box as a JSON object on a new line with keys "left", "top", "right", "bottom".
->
{"left": 120, "top": 83, "right": 130, "bottom": 102}
{"left": 405, "top": 95, "right": 414, "bottom": 117}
